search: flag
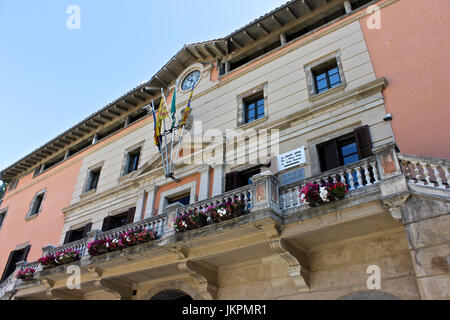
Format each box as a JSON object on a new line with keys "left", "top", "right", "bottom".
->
{"left": 151, "top": 102, "right": 161, "bottom": 151}
{"left": 170, "top": 86, "right": 177, "bottom": 130}
{"left": 180, "top": 86, "right": 194, "bottom": 127}
{"left": 154, "top": 98, "right": 168, "bottom": 149}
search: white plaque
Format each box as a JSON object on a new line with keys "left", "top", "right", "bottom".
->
{"left": 277, "top": 147, "right": 306, "bottom": 171}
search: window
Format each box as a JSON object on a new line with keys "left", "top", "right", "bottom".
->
{"left": 1, "top": 245, "right": 30, "bottom": 282}
{"left": 237, "top": 84, "right": 268, "bottom": 127}
{"left": 85, "top": 167, "right": 101, "bottom": 192}
{"left": 304, "top": 52, "right": 345, "bottom": 98}
{"left": 313, "top": 60, "right": 342, "bottom": 94}
{"left": 244, "top": 93, "right": 265, "bottom": 124}
{"left": 63, "top": 223, "right": 92, "bottom": 244}
{"left": 225, "top": 166, "right": 262, "bottom": 192}
{"left": 317, "top": 126, "right": 373, "bottom": 172}
{"left": 123, "top": 148, "right": 141, "bottom": 176}
{"left": 28, "top": 191, "right": 46, "bottom": 218}
{"left": 101, "top": 207, "right": 136, "bottom": 232}
{"left": 167, "top": 193, "right": 191, "bottom": 207}
{"left": 0, "top": 209, "right": 6, "bottom": 228}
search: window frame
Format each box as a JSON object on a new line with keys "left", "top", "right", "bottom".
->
{"left": 26, "top": 189, "right": 46, "bottom": 220}
{"left": 120, "top": 142, "right": 144, "bottom": 178}
{"left": 83, "top": 163, "right": 103, "bottom": 194}
{"left": 304, "top": 51, "right": 346, "bottom": 99}
{"left": 236, "top": 83, "right": 268, "bottom": 128}
{"left": 0, "top": 207, "right": 7, "bottom": 229}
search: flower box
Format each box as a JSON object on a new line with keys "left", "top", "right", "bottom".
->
{"left": 87, "top": 229, "right": 158, "bottom": 257}
{"left": 174, "top": 210, "right": 207, "bottom": 233}
{"left": 300, "top": 181, "right": 349, "bottom": 207}
{"left": 38, "top": 249, "right": 80, "bottom": 269}
{"left": 16, "top": 268, "right": 35, "bottom": 281}
{"left": 206, "top": 198, "right": 247, "bottom": 224}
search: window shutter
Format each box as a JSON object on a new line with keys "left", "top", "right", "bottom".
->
{"left": 1, "top": 251, "right": 16, "bottom": 281}
{"left": 127, "top": 207, "right": 136, "bottom": 224}
{"left": 102, "top": 216, "right": 112, "bottom": 232}
{"left": 354, "top": 125, "right": 373, "bottom": 159}
{"left": 20, "top": 245, "right": 31, "bottom": 262}
{"left": 82, "top": 223, "right": 92, "bottom": 238}
{"left": 319, "top": 140, "right": 340, "bottom": 172}
{"left": 225, "top": 172, "right": 239, "bottom": 192}
{"left": 63, "top": 230, "right": 74, "bottom": 244}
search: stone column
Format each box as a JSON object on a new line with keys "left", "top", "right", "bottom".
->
{"left": 211, "top": 164, "right": 225, "bottom": 197}
{"left": 344, "top": 0, "right": 352, "bottom": 13}
{"left": 134, "top": 189, "right": 146, "bottom": 223}
{"left": 198, "top": 166, "right": 211, "bottom": 201}
{"left": 143, "top": 186, "right": 157, "bottom": 220}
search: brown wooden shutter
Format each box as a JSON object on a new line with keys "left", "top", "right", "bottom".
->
{"left": 82, "top": 223, "right": 92, "bottom": 238}
{"left": 225, "top": 172, "right": 239, "bottom": 192}
{"left": 20, "top": 245, "right": 31, "bottom": 262}
{"left": 318, "top": 140, "right": 340, "bottom": 172}
{"left": 127, "top": 207, "right": 136, "bottom": 224}
{"left": 1, "top": 251, "right": 16, "bottom": 281}
{"left": 354, "top": 125, "right": 373, "bottom": 159}
{"left": 102, "top": 216, "right": 112, "bottom": 232}
{"left": 63, "top": 230, "right": 74, "bottom": 244}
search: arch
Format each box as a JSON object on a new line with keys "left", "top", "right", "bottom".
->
{"left": 338, "top": 291, "right": 402, "bottom": 300}
{"left": 141, "top": 280, "right": 212, "bottom": 301}
{"left": 150, "top": 289, "right": 193, "bottom": 301}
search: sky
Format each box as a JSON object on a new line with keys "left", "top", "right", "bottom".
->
{"left": 0, "top": 0, "right": 287, "bottom": 172}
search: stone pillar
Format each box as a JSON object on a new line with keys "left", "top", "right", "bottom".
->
{"left": 250, "top": 171, "right": 281, "bottom": 215}
{"left": 211, "top": 164, "right": 225, "bottom": 197}
{"left": 280, "top": 33, "right": 287, "bottom": 46}
{"left": 344, "top": 0, "right": 352, "bottom": 13}
{"left": 143, "top": 186, "right": 157, "bottom": 220}
{"left": 198, "top": 166, "right": 211, "bottom": 201}
{"left": 134, "top": 189, "right": 146, "bottom": 223}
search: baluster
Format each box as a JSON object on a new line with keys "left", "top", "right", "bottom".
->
{"left": 347, "top": 168, "right": 355, "bottom": 190}
{"left": 415, "top": 162, "right": 425, "bottom": 185}
{"left": 422, "top": 163, "right": 432, "bottom": 186}
{"left": 355, "top": 166, "right": 363, "bottom": 188}
{"left": 243, "top": 191, "right": 249, "bottom": 210}
{"left": 287, "top": 189, "right": 293, "bottom": 208}
{"left": 339, "top": 171, "right": 346, "bottom": 185}
{"left": 363, "top": 163, "right": 372, "bottom": 186}
{"left": 332, "top": 174, "right": 338, "bottom": 184}
{"left": 295, "top": 187, "right": 301, "bottom": 207}
{"left": 431, "top": 164, "right": 444, "bottom": 189}
{"left": 445, "top": 166, "right": 450, "bottom": 188}
{"left": 402, "top": 161, "right": 411, "bottom": 182}
{"left": 371, "top": 162, "right": 379, "bottom": 183}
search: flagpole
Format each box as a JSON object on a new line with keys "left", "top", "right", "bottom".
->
{"left": 169, "top": 80, "right": 179, "bottom": 173}
{"left": 152, "top": 100, "right": 168, "bottom": 177}
{"left": 161, "top": 88, "right": 170, "bottom": 178}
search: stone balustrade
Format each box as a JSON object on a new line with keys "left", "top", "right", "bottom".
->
{"left": 399, "top": 154, "right": 449, "bottom": 189}
{"left": 279, "top": 156, "right": 380, "bottom": 211}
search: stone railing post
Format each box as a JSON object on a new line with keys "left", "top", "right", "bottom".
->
{"left": 373, "top": 143, "right": 409, "bottom": 221}
{"left": 83, "top": 230, "right": 102, "bottom": 261}
{"left": 250, "top": 171, "right": 282, "bottom": 216}
{"left": 161, "top": 205, "right": 181, "bottom": 240}
{"left": 41, "top": 245, "right": 56, "bottom": 257}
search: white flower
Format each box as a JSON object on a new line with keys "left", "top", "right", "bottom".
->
{"left": 218, "top": 208, "right": 227, "bottom": 217}
{"left": 319, "top": 187, "right": 330, "bottom": 202}
{"left": 181, "top": 221, "right": 188, "bottom": 227}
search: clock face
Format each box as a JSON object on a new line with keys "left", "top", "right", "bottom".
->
{"left": 181, "top": 70, "right": 201, "bottom": 91}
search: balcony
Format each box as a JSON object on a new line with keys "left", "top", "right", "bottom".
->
{"left": 3, "top": 143, "right": 449, "bottom": 300}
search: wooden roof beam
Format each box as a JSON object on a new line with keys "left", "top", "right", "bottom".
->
{"left": 213, "top": 42, "right": 226, "bottom": 56}
{"left": 272, "top": 15, "right": 283, "bottom": 27}
{"left": 202, "top": 44, "right": 217, "bottom": 58}
{"left": 244, "top": 30, "right": 256, "bottom": 42}
{"left": 286, "top": 7, "right": 298, "bottom": 20}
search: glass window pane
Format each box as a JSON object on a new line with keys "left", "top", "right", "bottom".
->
{"left": 248, "top": 109, "right": 255, "bottom": 119}
{"left": 328, "top": 68, "right": 339, "bottom": 76}
{"left": 343, "top": 154, "right": 360, "bottom": 165}
{"left": 329, "top": 73, "right": 341, "bottom": 86}
{"left": 317, "top": 79, "right": 328, "bottom": 90}
{"left": 341, "top": 143, "right": 357, "bottom": 156}
{"left": 316, "top": 73, "right": 326, "bottom": 81}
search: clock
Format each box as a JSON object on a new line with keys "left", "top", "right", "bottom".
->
{"left": 180, "top": 70, "right": 201, "bottom": 91}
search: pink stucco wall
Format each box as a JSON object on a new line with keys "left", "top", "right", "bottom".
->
{"left": 361, "top": 0, "right": 450, "bottom": 159}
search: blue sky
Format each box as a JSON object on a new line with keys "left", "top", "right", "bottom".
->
{"left": 0, "top": 0, "right": 287, "bottom": 171}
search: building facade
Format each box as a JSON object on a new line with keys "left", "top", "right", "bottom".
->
{"left": 0, "top": 0, "right": 449, "bottom": 300}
